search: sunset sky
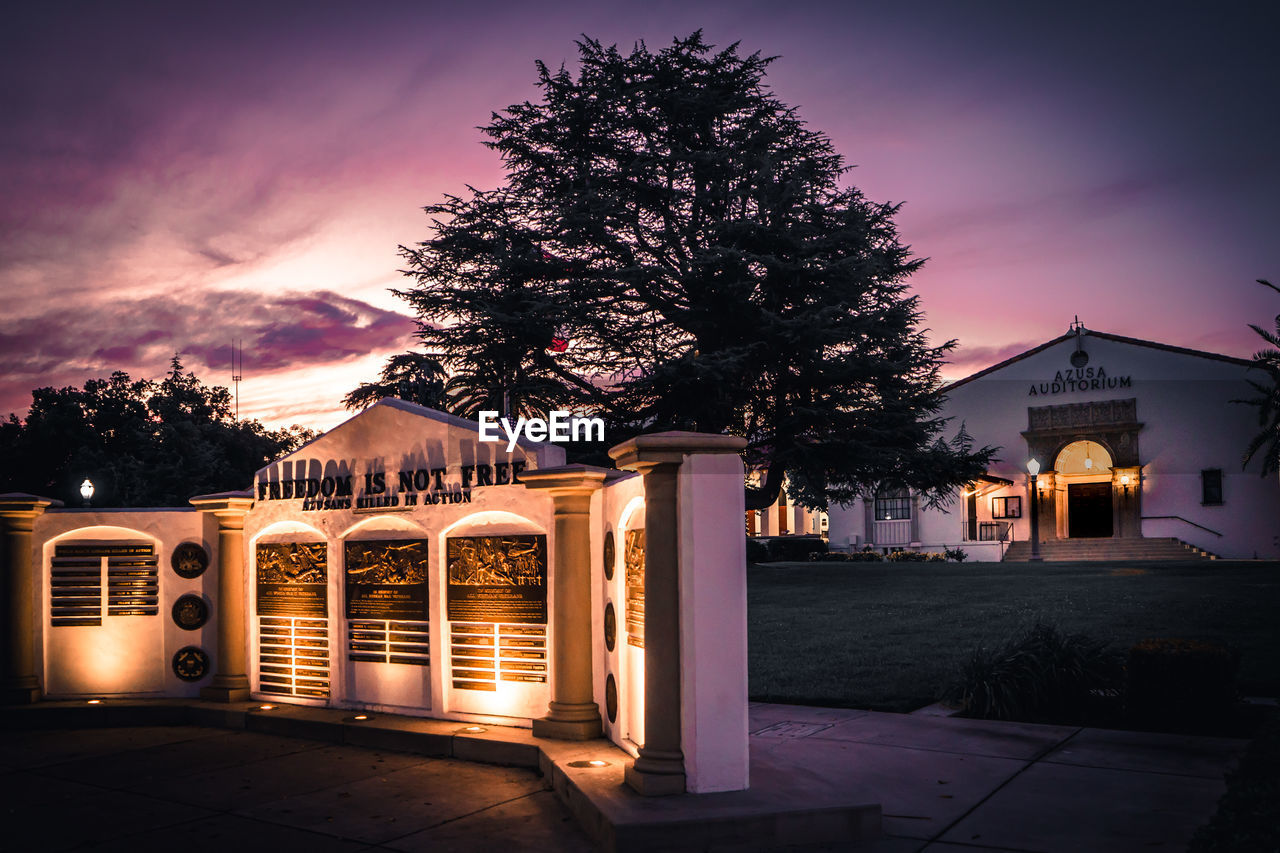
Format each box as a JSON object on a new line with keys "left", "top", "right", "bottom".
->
{"left": 3, "top": 1, "right": 1277, "bottom": 431}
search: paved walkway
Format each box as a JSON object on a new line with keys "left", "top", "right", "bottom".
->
{"left": 0, "top": 724, "right": 594, "bottom": 852}
{"left": 0, "top": 705, "right": 1247, "bottom": 852}
{"left": 749, "top": 703, "right": 1247, "bottom": 852}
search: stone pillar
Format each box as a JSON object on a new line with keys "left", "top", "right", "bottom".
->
{"left": 1038, "top": 472, "right": 1059, "bottom": 540}
{"left": 0, "top": 494, "right": 60, "bottom": 704}
{"left": 190, "top": 491, "right": 254, "bottom": 702}
{"left": 1113, "top": 466, "right": 1142, "bottom": 538}
{"left": 521, "top": 465, "right": 608, "bottom": 740}
{"left": 609, "top": 432, "right": 747, "bottom": 797}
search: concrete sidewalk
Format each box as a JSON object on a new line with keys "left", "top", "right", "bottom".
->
{"left": 0, "top": 702, "right": 1247, "bottom": 851}
{"left": 749, "top": 702, "right": 1247, "bottom": 852}
{"left": 0, "top": 724, "right": 596, "bottom": 852}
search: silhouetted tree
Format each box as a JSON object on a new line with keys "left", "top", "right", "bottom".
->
{"left": 0, "top": 357, "right": 313, "bottom": 506}
{"left": 398, "top": 189, "right": 600, "bottom": 418}
{"left": 397, "top": 33, "right": 994, "bottom": 508}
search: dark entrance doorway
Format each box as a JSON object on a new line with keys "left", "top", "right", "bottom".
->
{"left": 1068, "top": 483, "right": 1113, "bottom": 538}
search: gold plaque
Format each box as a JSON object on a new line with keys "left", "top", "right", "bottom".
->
{"left": 624, "top": 529, "right": 644, "bottom": 648}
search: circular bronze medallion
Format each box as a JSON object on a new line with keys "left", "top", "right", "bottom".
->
{"left": 603, "top": 530, "right": 615, "bottom": 581}
{"left": 172, "top": 594, "right": 209, "bottom": 630}
{"left": 604, "top": 601, "right": 616, "bottom": 652}
{"left": 605, "top": 673, "right": 618, "bottom": 723}
{"left": 171, "top": 542, "right": 209, "bottom": 579}
{"left": 172, "top": 646, "right": 210, "bottom": 682}
{"left": 1070, "top": 349, "right": 1089, "bottom": 368}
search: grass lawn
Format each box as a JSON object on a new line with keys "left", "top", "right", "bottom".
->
{"left": 748, "top": 560, "right": 1280, "bottom": 713}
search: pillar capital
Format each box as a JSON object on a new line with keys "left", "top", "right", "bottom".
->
{"left": 0, "top": 494, "right": 62, "bottom": 531}
{"left": 608, "top": 431, "right": 746, "bottom": 472}
{"left": 190, "top": 491, "right": 254, "bottom": 528}
{"left": 518, "top": 465, "right": 609, "bottom": 499}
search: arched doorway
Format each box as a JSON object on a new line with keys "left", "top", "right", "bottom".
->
{"left": 1055, "top": 440, "right": 1113, "bottom": 538}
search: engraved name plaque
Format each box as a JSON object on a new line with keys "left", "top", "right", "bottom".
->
{"left": 344, "top": 539, "right": 429, "bottom": 621}
{"left": 256, "top": 543, "right": 327, "bottom": 617}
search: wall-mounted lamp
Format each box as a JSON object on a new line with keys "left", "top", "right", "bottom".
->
{"left": 79, "top": 478, "right": 94, "bottom": 507}
{"left": 1120, "top": 474, "right": 1131, "bottom": 496}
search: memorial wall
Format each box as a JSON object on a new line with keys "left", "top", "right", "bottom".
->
{"left": 243, "top": 399, "right": 565, "bottom": 721}
{"left": 12, "top": 400, "right": 750, "bottom": 793}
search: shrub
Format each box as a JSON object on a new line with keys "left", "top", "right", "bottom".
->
{"left": 1126, "top": 638, "right": 1239, "bottom": 733}
{"left": 886, "top": 550, "right": 949, "bottom": 562}
{"left": 745, "top": 537, "right": 769, "bottom": 563}
{"left": 945, "top": 546, "right": 968, "bottom": 562}
{"left": 765, "top": 536, "right": 828, "bottom": 562}
{"left": 942, "top": 623, "right": 1122, "bottom": 723}
{"left": 807, "top": 550, "right": 883, "bottom": 562}
{"left": 1188, "top": 713, "right": 1280, "bottom": 852}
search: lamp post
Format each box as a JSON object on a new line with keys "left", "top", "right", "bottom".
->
{"left": 1026, "top": 459, "right": 1042, "bottom": 562}
{"left": 1118, "top": 473, "right": 1131, "bottom": 539}
{"left": 79, "top": 478, "right": 94, "bottom": 508}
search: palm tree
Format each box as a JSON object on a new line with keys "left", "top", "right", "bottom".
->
{"left": 442, "top": 370, "right": 567, "bottom": 419}
{"left": 342, "top": 352, "right": 448, "bottom": 411}
{"left": 1241, "top": 279, "right": 1280, "bottom": 476}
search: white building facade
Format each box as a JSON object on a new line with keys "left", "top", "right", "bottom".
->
{"left": 828, "top": 326, "right": 1280, "bottom": 561}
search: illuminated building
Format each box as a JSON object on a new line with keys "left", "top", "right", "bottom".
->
{"left": 827, "top": 325, "right": 1280, "bottom": 560}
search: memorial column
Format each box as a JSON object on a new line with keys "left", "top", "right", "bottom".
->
{"left": 609, "top": 432, "right": 746, "bottom": 797}
{"left": 0, "top": 494, "right": 60, "bottom": 704}
{"left": 190, "top": 492, "right": 255, "bottom": 702}
{"left": 522, "top": 465, "right": 608, "bottom": 740}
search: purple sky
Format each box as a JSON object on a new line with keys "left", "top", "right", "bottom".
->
{"left": 3, "top": 1, "right": 1277, "bottom": 430}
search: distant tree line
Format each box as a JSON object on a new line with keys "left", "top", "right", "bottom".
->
{"left": 0, "top": 357, "right": 314, "bottom": 507}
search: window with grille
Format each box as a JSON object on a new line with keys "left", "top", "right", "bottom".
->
{"left": 874, "top": 488, "right": 911, "bottom": 521}
{"left": 991, "top": 496, "right": 1022, "bottom": 519}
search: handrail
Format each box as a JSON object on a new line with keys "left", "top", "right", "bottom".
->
{"left": 1141, "top": 515, "right": 1223, "bottom": 538}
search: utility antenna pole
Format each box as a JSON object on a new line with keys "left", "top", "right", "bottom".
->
{"left": 232, "top": 340, "right": 243, "bottom": 420}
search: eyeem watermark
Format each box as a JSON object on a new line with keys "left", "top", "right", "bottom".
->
{"left": 478, "top": 411, "right": 605, "bottom": 451}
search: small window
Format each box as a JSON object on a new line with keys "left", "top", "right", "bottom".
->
{"left": 874, "top": 488, "right": 911, "bottom": 521}
{"left": 991, "top": 496, "right": 1022, "bottom": 519}
{"left": 1201, "top": 469, "right": 1223, "bottom": 505}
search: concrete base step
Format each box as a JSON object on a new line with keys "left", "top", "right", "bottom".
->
{"left": 1002, "top": 537, "right": 1218, "bottom": 562}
